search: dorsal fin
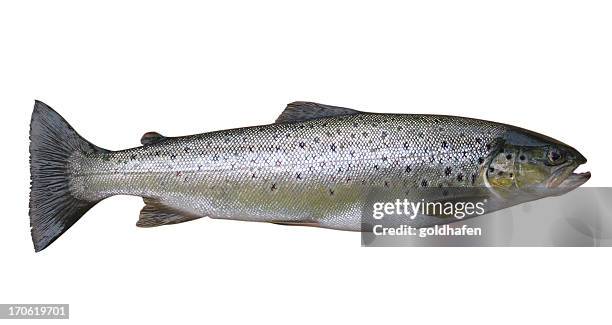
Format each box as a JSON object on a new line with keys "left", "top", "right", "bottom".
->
{"left": 275, "top": 101, "right": 362, "bottom": 123}
{"left": 140, "top": 131, "right": 167, "bottom": 145}
{"left": 137, "top": 198, "right": 201, "bottom": 227}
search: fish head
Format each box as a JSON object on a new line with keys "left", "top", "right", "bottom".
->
{"left": 484, "top": 127, "right": 590, "bottom": 198}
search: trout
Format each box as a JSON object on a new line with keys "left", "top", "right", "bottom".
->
{"left": 29, "top": 101, "right": 590, "bottom": 251}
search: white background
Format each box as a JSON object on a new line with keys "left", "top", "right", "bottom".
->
{"left": 1, "top": 1, "right": 611, "bottom": 324}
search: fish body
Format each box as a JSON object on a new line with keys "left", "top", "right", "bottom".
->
{"left": 29, "top": 101, "right": 590, "bottom": 251}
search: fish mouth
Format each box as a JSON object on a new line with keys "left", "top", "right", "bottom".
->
{"left": 546, "top": 162, "right": 591, "bottom": 189}
{"left": 557, "top": 171, "right": 591, "bottom": 188}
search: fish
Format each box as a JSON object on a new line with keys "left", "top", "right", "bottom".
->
{"left": 29, "top": 100, "right": 590, "bottom": 251}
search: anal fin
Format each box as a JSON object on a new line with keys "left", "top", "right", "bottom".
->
{"left": 137, "top": 198, "right": 202, "bottom": 227}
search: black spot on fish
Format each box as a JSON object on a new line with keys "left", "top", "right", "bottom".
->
{"left": 520, "top": 155, "right": 526, "bottom": 161}
{"left": 353, "top": 122, "right": 359, "bottom": 127}
{"left": 445, "top": 166, "right": 452, "bottom": 176}
{"left": 197, "top": 164, "right": 202, "bottom": 171}
{"left": 488, "top": 167, "right": 495, "bottom": 173}
{"left": 485, "top": 144, "right": 491, "bottom": 151}
{"left": 249, "top": 145, "right": 254, "bottom": 152}
{"left": 296, "top": 173, "right": 302, "bottom": 180}
{"left": 418, "top": 132, "right": 424, "bottom": 138}
{"left": 298, "top": 142, "right": 305, "bottom": 149}
{"left": 397, "top": 126, "right": 403, "bottom": 131}
{"left": 212, "top": 154, "right": 218, "bottom": 161}
{"left": 405, "top": 165, "right": 412, "bottom": 173}
{"left": 441, "top": 141, "right": 448, "bottom": 149}
{"left": 498, "top": 171, "right": 504, "bottom": 176}
{"left": 382, "top": 156, "right": 388, "bottom": 162}
{"left": 506, "top": 154, "right": 512, "bottom": 160}
{"left": 478, "top": 157, "right": 484, "bottom": 164}
{"left": 170, "top": 154, "right": 177, "bottom": 160}
{"left": 362, "top": 132, "right": 368, "bottom": 138}
{"left": 381, "top": 131, "right": 388, "bottom": 138}
{"left": 314, "top": 137, "right": 320, "bottom": 143}
{"left": 329, "top": 188, "right": 334, "bottom": 196}
{"left": 350, "top": 133, "right": 356, "bottom": 139}
{"left": 130, "top": 154, "right": 137, "bottom": 160}
{"left": 330, "top": 144, "right": 337, "bottom": 152}
{"left": 271, "top": 183, "right": 277, "bottom": 191}
{"left": 154, "top": 151, "right": 160, "bottom": 156}
{"left": 373, "top": 164, "right": 379, "bottom": 170}
{"left": 184, "top": 147, "right": 191, "bottom": 153}
{"left": 384, "top": 181, "right": 389, "bottom": 187}
{"left": 509, "top": 173, "right": 514, "bottom": 178}
{"left": 421, "top": 179, "right": 428, "bottom": 187}
{"left": 403, "top": 142, "right": 410, "bottom": 150}
{"left": 457, "top": 173, "right": 464, "bottom": 182}
{"left": 471, "top": 173, "right": 477, "bottom": 184}
{"left": 252, "top": 173, "right": 256, "bottom": 179}
{"left": 476, "top": 138, "right": 482, "bottom": 144}
{"left": 176, "top": 171, "right": 181, "bottom": 177}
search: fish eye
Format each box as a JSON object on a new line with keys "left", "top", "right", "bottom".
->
{"left": 547, "top": 149, "right": 564, "bottom": 164}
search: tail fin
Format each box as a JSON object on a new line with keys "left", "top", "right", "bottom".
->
{"left": 29, "top": 100, "right": 107, "bottom": 252}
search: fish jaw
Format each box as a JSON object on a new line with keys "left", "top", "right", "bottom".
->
{"left": 545, "top": 160, "right": 591, "bottom": 189}
{"left": 557, "top": 171, "right": 591, "bottom": 189}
